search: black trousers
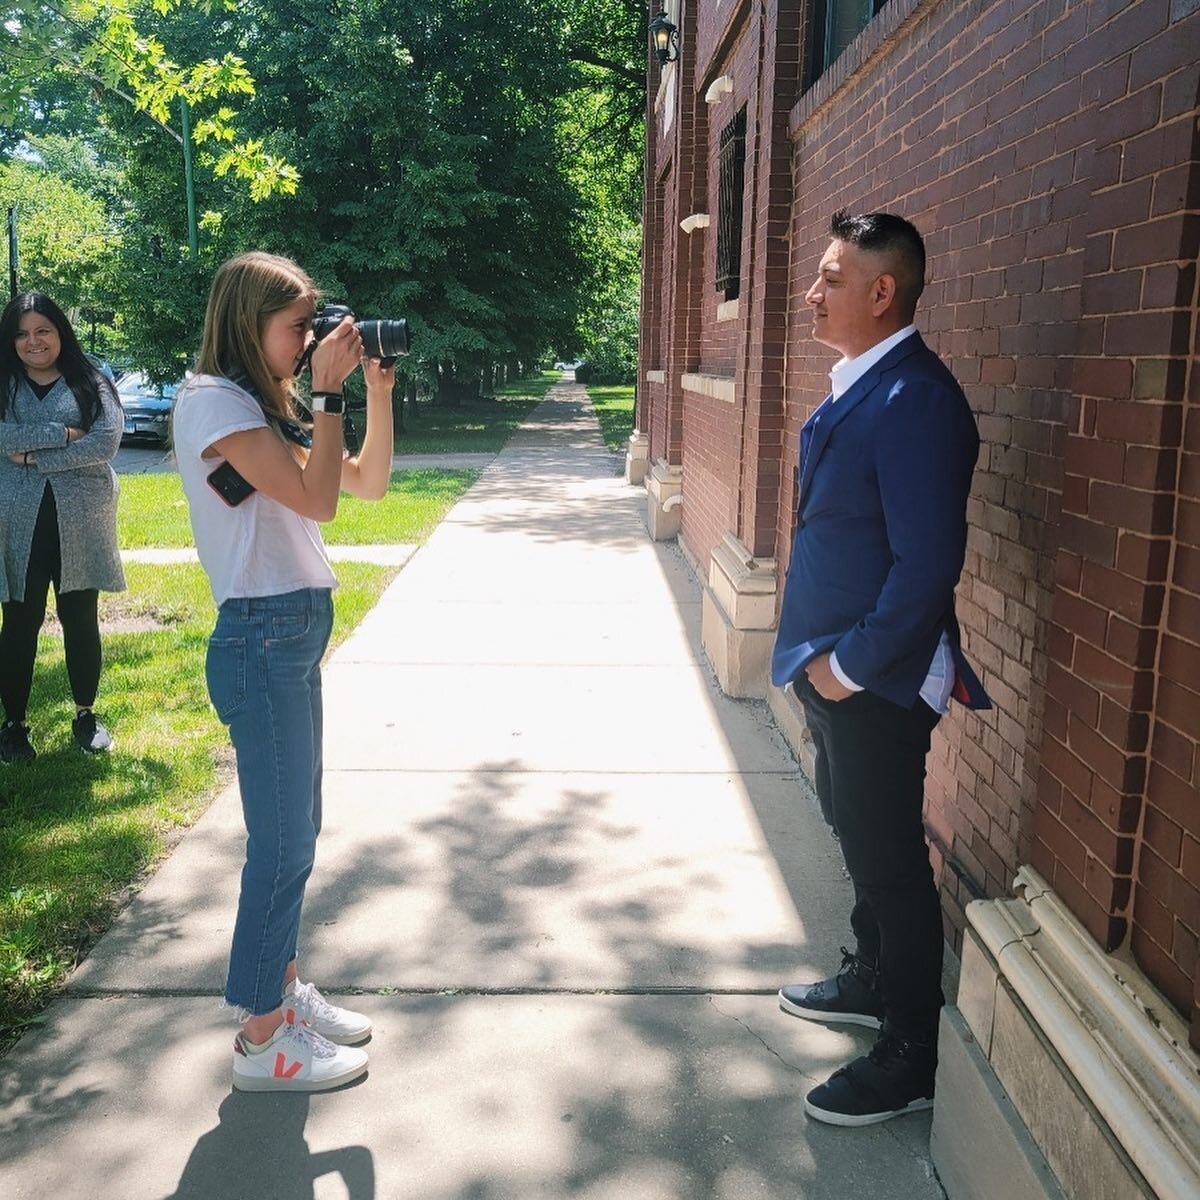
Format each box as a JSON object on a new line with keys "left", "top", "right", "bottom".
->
{"left": 795, "top": 672, "right": 944, "bottom": 1042}
{"left": 0, "top": 485, "right": 102, "bottom": 724}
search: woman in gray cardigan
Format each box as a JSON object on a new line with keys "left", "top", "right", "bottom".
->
{"left": 0, "top": 292, "right": 125, "bottom": 763}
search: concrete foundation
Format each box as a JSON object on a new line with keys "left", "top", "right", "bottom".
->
{"left": 625, "top": 430, "right": 649, "bottom": 486}
{"left": 931, "top": 874, "right": 1199, "bottom": 1200}
{"left": 699, "top": 533, "right": 778, "bottom": 698}
{"left": 644, "top": 459, "right": 682, "bottom": 541}
{"left": 931, "top": 1006, "right": 1068, "bottom": 1200}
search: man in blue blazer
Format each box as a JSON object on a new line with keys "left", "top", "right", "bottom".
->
{"left": 772, "top": 211, "right": 989, "bottom": 1127}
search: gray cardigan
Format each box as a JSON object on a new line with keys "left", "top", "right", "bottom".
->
{"left": 0, "top": 374, "right": 126, "bottom": 602}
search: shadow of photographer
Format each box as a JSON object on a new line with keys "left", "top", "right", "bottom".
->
{"left": 166, "top": 1090, "right": 374, "bottom": 1200}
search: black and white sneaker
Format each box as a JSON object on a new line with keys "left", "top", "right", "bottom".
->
{"left": 0, "top": 721, "right": 36, "bottom": 764}
{"left": 72, "top": 710, "right": 113, "bottom": 754}
{"left": 779, "top": 947, "right": 883, "bottom": 1028}
{"left": 804, "top": 1030, "right": 937, "bottom": 1127}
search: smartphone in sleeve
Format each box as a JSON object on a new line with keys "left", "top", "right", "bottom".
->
{"left": 207, "top": 461, "right": 257, "bottom": 507}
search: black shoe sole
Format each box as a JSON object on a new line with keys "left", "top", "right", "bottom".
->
{"left": 778, "top": 991, "right": 883, "bottom": 1029}
{"left": 804, "top": 1093, "right": 933, "bottom": 1126}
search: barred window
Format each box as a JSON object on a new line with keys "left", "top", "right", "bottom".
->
{"left": 809, "top": 0, "right": 892, "bottom": 85}
{"left": 715, "top": 109, "right": 747, "bottom": 301}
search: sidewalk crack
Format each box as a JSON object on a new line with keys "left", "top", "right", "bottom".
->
{"left": 706, "top": 996, "right": 822, "bottom": 1083}
{"left": 882, "top": 1123, "right": 947, "bottom": 1197}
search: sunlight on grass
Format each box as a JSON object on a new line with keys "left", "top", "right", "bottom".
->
{"left": 118, "top": 470, "right": 478, "bottom": 548}
{"left": 391, "top": 370, "right": 561, "bottom": 454}
{"left": 0, "top": 559, "right": 395, "bottom": 1048}
{"left": 326, "top": 470, "right": 478, "bottom": 544}
{"left": 586, "top": 383, "right": 635, "bottom": 451}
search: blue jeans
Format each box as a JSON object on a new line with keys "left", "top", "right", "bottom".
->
{"left": 205, "top": 588, "right": 334, "bottom": 1016}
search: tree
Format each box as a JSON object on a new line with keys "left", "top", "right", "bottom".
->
{"left": 0, "top": 157, "right": 119, "bottom": 314}
{"left": 0, "top": 0, "right": 298, "bottom": 198}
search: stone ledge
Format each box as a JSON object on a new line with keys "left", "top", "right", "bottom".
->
{"left": 680, "top": 372, "right": 736, "bottom": 403}
{"left": 716, "top": 299, "right": 740, "bottom": 322}
{"left": 645, "top": 369, "right": 666, "bottom": 384}
{"left": 968, "top": 866, "right": 1199, "bottom": 1200}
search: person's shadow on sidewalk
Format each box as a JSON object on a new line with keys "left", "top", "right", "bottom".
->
{"left": 165, "top": 1091, "right": 374, "bottom": 1200}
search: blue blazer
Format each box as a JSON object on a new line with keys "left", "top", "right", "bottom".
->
{"left": 771, "top": 333, "right": 990, "bottom": 710}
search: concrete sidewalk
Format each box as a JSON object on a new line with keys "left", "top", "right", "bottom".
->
{"left": 1, "top": 381, "right": 946, "bottom": 1199}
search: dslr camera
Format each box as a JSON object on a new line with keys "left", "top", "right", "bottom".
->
{"left": 310, "top": 304, "right": 409, "bottom": 364}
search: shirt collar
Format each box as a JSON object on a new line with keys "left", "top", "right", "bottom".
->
{"left": 829, "top": 325, "right": 917, "bottom": 400}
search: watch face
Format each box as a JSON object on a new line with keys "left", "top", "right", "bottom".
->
{"left": 312, "top": 392, "right": 344, "bottom": 414}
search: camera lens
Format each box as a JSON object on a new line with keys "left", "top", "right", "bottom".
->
{"left": 356, "top": 319, "right": 409, "bottom": 359}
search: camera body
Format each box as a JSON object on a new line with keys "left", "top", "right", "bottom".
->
{"left": 311, "top": 304, "right": 409, "bottom": 362}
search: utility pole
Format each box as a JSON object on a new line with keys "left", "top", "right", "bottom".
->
{"left": 180, "top": 99, "right": 198, "bottom": 258}
{"left": 7, "top": 207, "right": 17, "bottom": 297}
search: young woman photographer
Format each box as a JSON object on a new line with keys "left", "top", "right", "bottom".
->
{"left": 172, "top": 252, "right": 394, "bottom": 1092}
{"left": 0, "top": 292, "right": 125, "bottom": 764}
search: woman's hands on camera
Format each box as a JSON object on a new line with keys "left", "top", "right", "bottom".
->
{"left": 309, "top": 317, "right": 363, "bottom": 394}
{"left": 361, "top": 356, "right": 395, "bottom": 395}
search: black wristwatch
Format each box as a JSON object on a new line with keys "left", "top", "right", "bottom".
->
{"left": 309, "top": 391, "right": 345, "bottom": 415}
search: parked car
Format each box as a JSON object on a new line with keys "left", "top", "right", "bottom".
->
{"left": 117, "top": 372, "right": 182, "bottom": 447}
{"left": 85, "top": 353, "right": 119, "bottom": 383}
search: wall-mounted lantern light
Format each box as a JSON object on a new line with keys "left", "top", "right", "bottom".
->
{"left": 649, "top": 10, "right": 680, "bottom": 65}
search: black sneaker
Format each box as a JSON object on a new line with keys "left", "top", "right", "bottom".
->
{"left": 0, "top": 720, "right": 36, "bottom": 764}
{"left": 72, "top": 710, "right": 113, "bottom": 754}
{"left": 804, "top": 1030, "right": 937, "bottom": 1127}
{"left": 778, "top": 947, "right": 883, "bottom": 1028}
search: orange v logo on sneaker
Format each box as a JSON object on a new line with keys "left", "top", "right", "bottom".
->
{"left": 274, "top": 1053, "right": 303, "bottom": 1079}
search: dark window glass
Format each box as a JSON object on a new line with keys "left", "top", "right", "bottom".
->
{"left": 809, "top": 0, "right": 891, "bottom": 84}
{"left": 715, "top": 110, "right": 747, "bottom": 301}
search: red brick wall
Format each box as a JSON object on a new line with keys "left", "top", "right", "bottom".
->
{"left": 678, "top": 0, "right": 803, "bottom": 569}
{"left": 636, "top": 0, "right": 1200, "bottom": 1037}
{"left": 784, "top": 0, "right": 1081, "bottom": 940}
{"left": 1025, "top": 3, "right": 1199, "bottom": 1043}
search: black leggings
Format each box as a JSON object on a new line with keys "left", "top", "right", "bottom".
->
{"left": 0, "top": 486, "right": 102, "bottom": 724}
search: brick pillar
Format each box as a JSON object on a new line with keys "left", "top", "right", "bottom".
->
{"left": 659, "top": 1, "right": 703, "bottom": 469}
{"left": 738, "top": 0, "right": 804, "bottom": 559}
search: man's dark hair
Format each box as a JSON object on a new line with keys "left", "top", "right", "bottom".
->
{"left": 830, "top": 209, "right": 926, "bottom": 315}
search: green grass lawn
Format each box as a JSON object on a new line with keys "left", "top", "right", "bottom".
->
{"left": 585, "top": 382, "right": 635, "bottom": 451}
{"left": 119, "top": 470, "right": 478, "bottom": 548}
{"left": 0, "top": 560, "right": 394, "bottom": 1050}
{"left": 391, "top": 370, "right": 560, "bottom": 454}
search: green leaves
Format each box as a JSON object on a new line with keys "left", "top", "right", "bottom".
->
{"left": 6, "top": 0, "right": 297, "bottom": 198}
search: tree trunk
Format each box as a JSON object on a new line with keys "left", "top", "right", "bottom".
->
{"left": 435, "top": 360, "right": 461, "bottom": 408}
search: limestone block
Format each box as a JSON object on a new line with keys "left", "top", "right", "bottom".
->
{"left": 701, "top": 585, "right": 772, "bottom": 697}
{"left": 990, "top": 982, "right": 1155, "bottom": 1200}
{"left": 708, "top": 533, "right": 777, "bottom": 630}
{"left": 931, "top": 1006, "right": 1068, "bottom": 1200}
{"left": 957, "top": 924, "right": 1000, "bottom": 1054}
{"left": 644, "top": 460, "right": 682, "bottom": 541}
{"left": 625, "top": 430, "right": 649, "bottom": 486}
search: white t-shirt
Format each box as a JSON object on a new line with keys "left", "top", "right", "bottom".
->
{"left": 172, "top": 374, "right": 337, "bottom": 605}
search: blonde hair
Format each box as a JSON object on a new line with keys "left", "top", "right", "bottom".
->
{"left": 195, "top": 252, "right": 318, "bottom": 422}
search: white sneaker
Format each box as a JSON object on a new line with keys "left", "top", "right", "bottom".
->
{"left": 284, "top": 979, "right": 372, "bottom": 1045}
{"left": 231, "top": 1019, "right": 368, "bottom": 1092}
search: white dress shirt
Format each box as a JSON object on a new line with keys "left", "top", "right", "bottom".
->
{"left": 823, "top": 326, "right": 956, "bottom": 712}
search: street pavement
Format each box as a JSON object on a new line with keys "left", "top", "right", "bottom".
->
{"left": 1, "top": 381, "right": 947, "bottom": 1199}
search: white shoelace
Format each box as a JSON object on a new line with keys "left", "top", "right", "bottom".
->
{"left": 292, "top": 980, "right": 341, "bottom": 1024}
{"left": 276, "top": 1015, "right": 338, "bottom": 1060}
